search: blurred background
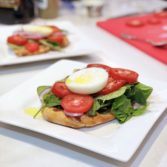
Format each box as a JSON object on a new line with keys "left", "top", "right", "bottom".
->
{"left": 0, "top": 0, "right": 167, "bottom": 25}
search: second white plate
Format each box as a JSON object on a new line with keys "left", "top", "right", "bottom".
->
{"left": 0, "top": 21, "right": 96, "bottom": 66}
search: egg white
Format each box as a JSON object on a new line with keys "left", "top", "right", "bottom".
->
{"left": 65, "top": 67, "right": 108, "bottom": 94}
{"left": 23, "top": 25, "right": 53, "bottom": 36}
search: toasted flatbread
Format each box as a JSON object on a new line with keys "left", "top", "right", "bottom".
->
{"left": 61, "top": 36, "right": 69, "bottom": 47}
{"left": 12, "top": 45, "right": 51, "bottom": 57}
{"left": 42, "top": 107, "right": 115, "bottom": 128}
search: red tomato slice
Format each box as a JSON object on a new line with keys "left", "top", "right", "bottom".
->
{"left": 49, "top": 25, "right": 61, "bottom": 33}
{"left": 7, "top": 35, "right": 27, "bottom": 46}
{"left": 61, "top": 94, "right": 93, "bottom": 113}
{"left": 51, "top": 82, "right": 72, "bottom": 98}
{"left": 109, "top": 68, "right": 138, "bottom": 83}
{"left": 87, "top": 64, "right": 112, "bottom": 75}
{"left": 48, "top": 33, "right": 64, "bottom": 44}
{"left": 25, "top": 42, "right": 39, "bottom": 52}
{"left": 126, "top": 19, "right": 145, "bottom": 27}
{"left": 98, "top": 78, "right": 126, "bottom": 95}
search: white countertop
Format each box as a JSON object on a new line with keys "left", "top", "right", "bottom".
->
{"left": 0, "top": 20, "right": 167, "bottom": 167}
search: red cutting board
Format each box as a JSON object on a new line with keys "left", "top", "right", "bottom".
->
{"left": 97, "top": 12, "right": 167, "bottom": 65}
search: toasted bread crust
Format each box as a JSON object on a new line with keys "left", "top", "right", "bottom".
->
{"left": 42, "top": 107, "right": 115, "bottom": 128}
{"left": 61, "top": 36, "right": 69, "bottom": 47}
{"left": 13, "top": 45, "right": 51, "bottom": 56}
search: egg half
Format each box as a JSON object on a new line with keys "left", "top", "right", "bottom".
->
{"left": 65, "top": 67, "right": 108, "bottom": 94}
{"left": 23, "top": 25, "right": 53, "bottom": 36}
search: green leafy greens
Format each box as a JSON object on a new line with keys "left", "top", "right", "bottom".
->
{"left": 36, "top": 82, "right": 153, "bottom": 123}
{"left": 39, "top": 39, "right": 61, "bottom": 51}
{"left": 43, "top": 92, "right": 61, "bottom": 107}
{"left": 88, "top": 82, "right": 153, "bottom": 123}
{"left": 34, "top": 86, "right": 62, "bottom": 118}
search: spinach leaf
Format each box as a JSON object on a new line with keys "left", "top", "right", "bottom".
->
{"left": 132, "top": 104, "right": 147, "bottom": 116}
{"left": 39, "top": 39, "right": 61, "bottom": 51}
{"left": 43, "top": 92, "right": 61, "bottom": 107}
{"left": 89, "top": 99, "right": 112, "bottom": 116}
{"left": 111, "top": 95, "right": 133, "bottom": 123}
{"left": 88, "top": 86, "right": 127, "bottom": 116}
{"left": 8, "top": 44, "right": 23, "bottom": 49}
{"left": 126, "top": 83, "right": 153, "bottom": 105}
{"left": 37, "top": 86, "right": 51, "bottom": 97}
{"left": 35, "top": 86, "right": 61, "bottom": 118}
{"left": 96, "top": 86, "right": 127, "bottom": 101}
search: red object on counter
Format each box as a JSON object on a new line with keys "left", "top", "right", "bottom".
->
{"left": 97, "top": 12, "right": 167, "bottom": 65}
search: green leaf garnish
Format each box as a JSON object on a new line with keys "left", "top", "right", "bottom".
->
{"left": 37, "top": 86, "right": 51, "bottom": 97}
{"left": 43, "top": 92, "right": 61, "bottom": 107}
{"left": 39, "top": 39, "right": 62, "bottom": 51}
{"left": 89, "top": 86, "right": 128, "bottom": 116}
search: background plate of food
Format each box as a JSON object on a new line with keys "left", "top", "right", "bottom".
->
{"left": 0, "top": 59, "right": 166, "bottom": 162}
{"left": 0, "top": 21, "right": 96, "bottom": 66}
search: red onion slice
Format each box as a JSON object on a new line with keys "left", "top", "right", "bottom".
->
{"left": 14, "top": 30, "right": 47, "bottom": 40}
{"left": 39, "top": 88, "right": 51, "bottom": 102}
{"left": 13, "top": 29, "right": 67, "bottom": 40}
{"left": 64, "top": 111, "right": 83, "bottom": 117}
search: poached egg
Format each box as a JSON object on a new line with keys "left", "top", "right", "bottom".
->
{"left": 65, "top": 67, "right": 108, "bottom": 94}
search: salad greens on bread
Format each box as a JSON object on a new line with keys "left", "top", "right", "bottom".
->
{"left": 36, "top": 64, "right": 153, "bottom": 124}
{"left": 89, "top": 83, "right": 152, "bottom": 123}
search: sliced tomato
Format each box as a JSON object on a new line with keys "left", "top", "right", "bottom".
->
{"left": 126, "top": 19, "right": 145, "bottom": 27}
{"left": 87, "top": 64, "right": 112, "bottom": 75}
{"left": 25, "top": 42, "right": 39, "bottom": 52}
{"left": 7, "top": 35, "right": 27, "bottom": 45}
{"left": 49, "top": 25, "right": 61, "bottom": 33}
{"left": 109, "top": 68, "right": 138, "bottom": 83}
{"left": 48, "top": 33, "right": 64, "bottom": 45}
{"left": 61, "top": 94, "right": 93, "bottom": 113}
{"left": 98, "top": 78, "right": 126, "bottom": 95}
{"left": 51, "top": 82, "right": 72, "bottom": 98}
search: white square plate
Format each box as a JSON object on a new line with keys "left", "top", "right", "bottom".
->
{"left": 0, "top": 59, "right": 167, "bottom": 162}
{"left": 0, "top": 21, "right": 96, "bottom": 66}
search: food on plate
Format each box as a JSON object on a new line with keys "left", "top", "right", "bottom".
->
{"left": 7, "top": 25, "right": 69, "bottom": 56}
{"left": 35, "top": 64, "right": 153, "bottom": 128}
{"left": 126, "top": 19, "right": 145, "bottom": 27}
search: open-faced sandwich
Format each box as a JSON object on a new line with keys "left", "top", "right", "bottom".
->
{"left": 35, "top": 64, "right": 153, "bottom": 128}
{"left": 7, "top": 25, "right": 69, "bottom": 56}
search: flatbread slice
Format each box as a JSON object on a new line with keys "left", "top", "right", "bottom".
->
{"left": 42, "top": 107, "right": 115, "bottom": 128}
{"left": 12, "top": 44, "right": 51, "bottom": 57}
